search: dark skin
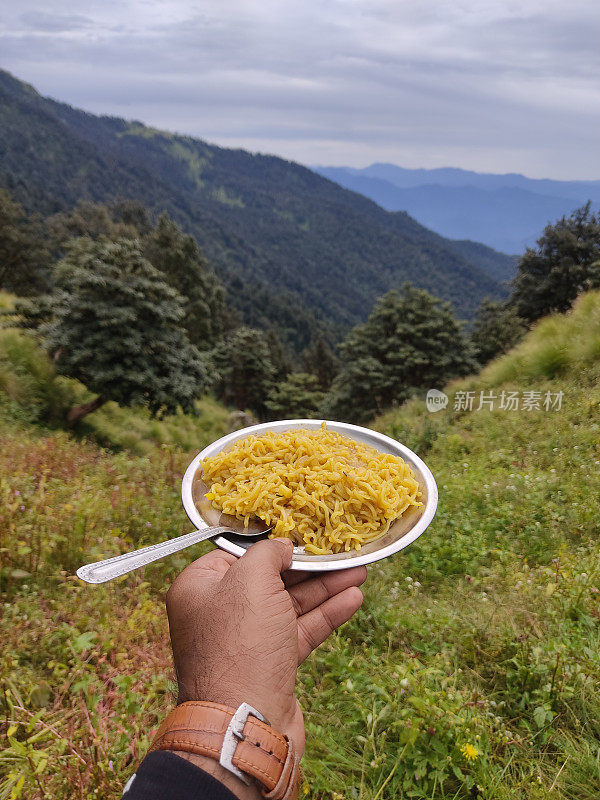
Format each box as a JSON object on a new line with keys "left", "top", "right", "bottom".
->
{"left": 165, "top": 538, "right": 367, "bottom": 799}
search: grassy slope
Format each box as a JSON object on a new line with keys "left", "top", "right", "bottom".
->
{"left": 0, "top": 313, "right": 231, "bottom": 456}
{"left": 1, "top": 294, "right": 600, "bottom": 798}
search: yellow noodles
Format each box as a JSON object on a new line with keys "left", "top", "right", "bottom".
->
{"left": 201, "top": 423, "right": 422, "bottom": 555}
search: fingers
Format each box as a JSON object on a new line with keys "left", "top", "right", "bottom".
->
{"left": 236, "top": 537, "right": 294, "bottom": 577}
{"left": 283, "top": 570, "right": 311, "bottom": 588}
{"left": 297, "top": 586, "right": 364, "bottom": 663}
{"left": 177, "top": 547, "right": 238, "bottom": 580}
{"left": 288, "top": 566, "right": 367, "bottom": 617}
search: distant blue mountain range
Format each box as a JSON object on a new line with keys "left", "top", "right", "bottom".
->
{"left": 314, "top": 164, "right": 600, "bottom": 255}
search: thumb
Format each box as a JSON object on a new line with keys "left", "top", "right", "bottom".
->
{"left": 235, "top": 537, "right": 294, "bottom": 580}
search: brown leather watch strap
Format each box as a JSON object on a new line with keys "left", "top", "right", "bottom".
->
{"left": 149, "top": 701, "right": 298, "bottom": 800}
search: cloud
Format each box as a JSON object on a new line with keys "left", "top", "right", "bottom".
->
{"left": 0, "top": 0, "right": 598, "bottom": 178}
{"left": 18, "top": 12, "right": 93, "bottom": 32}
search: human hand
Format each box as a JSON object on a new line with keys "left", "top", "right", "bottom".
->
{"left": 166, "top": 538, "right": 366, "bottom": 758}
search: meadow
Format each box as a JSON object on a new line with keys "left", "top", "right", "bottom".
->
{"left": 1, "top": 292, "right": 600, "bottom": 799}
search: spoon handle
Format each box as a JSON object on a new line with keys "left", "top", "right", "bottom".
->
{"left": 76, "top": 527, "right": 235, "bottom": 584}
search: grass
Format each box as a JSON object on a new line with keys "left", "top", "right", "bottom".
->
{"left": 480, "top": 290, "right": 600, "bottom": 385}
{"left": 1, "top": 293, "right": 600, "bottom": 798}
{"left": 0, "top": 325, "right": 231, "bottom": 455}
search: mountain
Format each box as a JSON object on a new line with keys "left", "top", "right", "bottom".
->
{"left": 444, "top": 240, "right": 518, "bottom": 285}
{"left": 0, "top": 69, "right": 506, "bottom": 341}
{"left": 327, "top": 164, "right": 600, "bottom": 199}
{"left": 315, "top": 164, "right": 600, "bottom": 255}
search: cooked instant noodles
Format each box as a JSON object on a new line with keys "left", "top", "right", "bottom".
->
{"left": 201, "top": 423, "right": 422, "bottom": 555}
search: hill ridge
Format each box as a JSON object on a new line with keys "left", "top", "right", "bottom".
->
{"left": 0, "top": 68, "right": 505, "bottom": 335}
{"left": 315, "top": 164, "right": 600, "bottom": 254}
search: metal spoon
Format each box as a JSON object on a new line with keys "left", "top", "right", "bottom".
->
{"left": 76, "top": 523, "right": 271, "bottom": 584}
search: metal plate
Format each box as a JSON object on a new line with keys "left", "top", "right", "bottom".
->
{"left": 181, "top": 419, "right": 438, "bottom": 572}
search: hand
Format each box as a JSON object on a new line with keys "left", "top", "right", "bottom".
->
{"left": 165, "top": 539, "right": 366, "bottom": 776}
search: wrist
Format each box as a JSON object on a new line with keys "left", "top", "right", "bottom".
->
{"left": 177, "top": 684, "right": 294, "bottom": 738}
{"left": 150, "top": 701, "right": 300, "bottom": 800}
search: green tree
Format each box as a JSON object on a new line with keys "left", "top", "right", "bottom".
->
{"left": 301, "top": 334, "right": 339, "bottom": 390}
{"left": 511, "top": 203, "right": 600, "bottom": 322}
{"left": 265, "top": 328, "right": 293, "bottom": 382}
{"left": 112, "top": 199, "right": 152, "bottom": 236}
{"left": 143, "top": 214, "right": 227, "bottom": 349}
{"left": 471, "top": 299, "right": 526, "bottom": 365}
{"left": 47, "top": 201, "right": 138, "bottom": 250}
{"left": 265, "top": 373, "right": 324, "bottom": 419}
{"left": 19, "top": 238, "right": 212, "bottom": 425}
{"left": 322, "top": 284, "right": 476, "bottom": 423}
{"left": 0, "top": 190, "right": 50, "bottom": 295}
{"left": 211, "top": 327, "right": 275, "bottom": 419}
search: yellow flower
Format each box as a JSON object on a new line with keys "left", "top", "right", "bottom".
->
{"left": 460, "top": 743, "right": 479, "bottom": 761}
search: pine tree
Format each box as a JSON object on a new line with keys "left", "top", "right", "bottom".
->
{"left": 301, "top": 334, "right": 339, "bottom": 390}
{"left": 20, "top": 238, "right": 213, "bottom": 424}
{"left": 143, "top": 214, "right": 227, "bottom": 349}
{"left": 322, "top": 284, "right": 476, "bottom": 423}
{"left": 0, "top": 190, "right": 50, "bottom": 295}
{"left": 471, "top": 299, "right": 526, "bottom": 365}
{"left": 265, "top": 328, "right": 293, "bottom": 382}
{"left": 511, "top": 203, "right": 600, "bottom": 322}
{"left": 211, "top": 327, "right": 275, "bottom": 419}
{"left": 265, "top": 373, "right": 324, "bottom": 419}
{"left": 47, "top": 201, "right": 138, "bottom": 250}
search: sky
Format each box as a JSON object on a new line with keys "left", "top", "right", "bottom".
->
{"left": 1, "top": 0, "right": 599, "bottom": 180}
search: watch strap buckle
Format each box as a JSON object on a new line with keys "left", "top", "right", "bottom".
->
{"left": 220, "top": 702, "right": 269, "bottom": 785}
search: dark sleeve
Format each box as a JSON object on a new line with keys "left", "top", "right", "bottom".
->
{"left": 123, "top": 751, "right": 239, "bottom": 800}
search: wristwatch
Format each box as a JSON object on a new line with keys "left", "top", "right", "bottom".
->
{"left": 148, "top": 701, "right": 299, "bottom": 800}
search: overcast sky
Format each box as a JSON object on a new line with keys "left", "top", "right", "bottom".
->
{"left": 1, "top": 0, "right": 599, "bottom": 179}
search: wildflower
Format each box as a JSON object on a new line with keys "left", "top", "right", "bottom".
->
{"left": 146, "top": 521, "right": 152, "bottom": 527}
{"left": 460, "top": 743, "right": 479, "bottom": 761}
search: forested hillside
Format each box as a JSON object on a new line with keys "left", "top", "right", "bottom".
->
{"left": 0, "top": 69, "right": 504, "bottom": 328}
